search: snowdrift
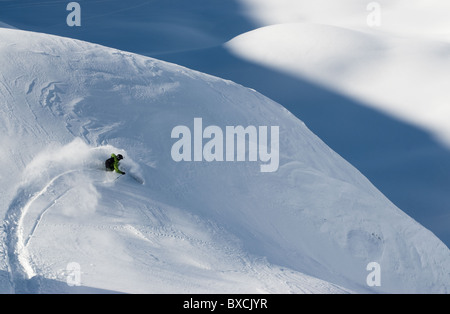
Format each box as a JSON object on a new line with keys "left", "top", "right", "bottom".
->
{"left": 0, "top": 28, "right": 448, "bottom": 293}
{"left": 226, "top": 21, "right": 450, "bottom": 147}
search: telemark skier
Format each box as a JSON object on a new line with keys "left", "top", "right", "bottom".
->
{"left": 105, "top": 153, "right": 126, "bottom": 175}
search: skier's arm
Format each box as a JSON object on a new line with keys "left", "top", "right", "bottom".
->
{"left": 111, "top": 154, "right": 125, "bottom": 174}
{"left": 114, "top": 162, "right": 125, "bottom": 175}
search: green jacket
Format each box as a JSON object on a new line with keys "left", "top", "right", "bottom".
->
{"left": 111, "top": 153, "right": 125, "bottom": 174}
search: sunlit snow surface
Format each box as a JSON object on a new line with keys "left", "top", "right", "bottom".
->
{"left": 0, "top": 28, "right": 448, "bottom": 294}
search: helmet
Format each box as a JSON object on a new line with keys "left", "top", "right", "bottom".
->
{"left": 117, "top": 154, "right": 124, "bottom": 160}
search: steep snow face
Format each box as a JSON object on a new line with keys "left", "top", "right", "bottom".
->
{"left": 0, "top": 28, "right": 448, "bottom": 293}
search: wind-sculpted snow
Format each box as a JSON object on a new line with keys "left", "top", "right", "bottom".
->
{"left": 0, "top": 28, "right": 448, "bottom": 293}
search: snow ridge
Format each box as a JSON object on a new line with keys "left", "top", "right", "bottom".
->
{"left": 0, "top": 28, "right": 448, "bottom": 293}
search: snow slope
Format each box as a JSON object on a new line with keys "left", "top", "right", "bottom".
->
{"left": 224, "top": 0, "right": 450, "bottom": 246}
{"left": 1, "top": 0, "right": 449, "bottom": 254}
{"left": 226, "top": 18, "right": 450, "bottom": 148}
{"left": 0, "top": 28, "right": 448, "bottom": 294}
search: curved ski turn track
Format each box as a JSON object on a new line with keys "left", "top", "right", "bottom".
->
{"left": 4, "top": 170, "right": 77, "bottom": 293}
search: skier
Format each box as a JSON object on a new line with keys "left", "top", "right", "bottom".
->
{"left": 105, "top": 153, "right": 126, "bottom": 175}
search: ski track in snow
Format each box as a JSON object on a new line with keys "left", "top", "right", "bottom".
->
{"left": 23, "top": 187, "right": 73, "bottom": 248}
{"left": 3, "top": 170, "right": 77, "bottom": 293}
